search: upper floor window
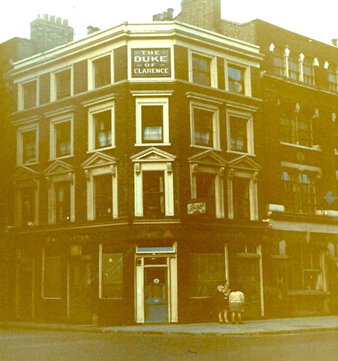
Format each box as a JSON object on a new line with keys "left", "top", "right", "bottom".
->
{"left": 232, "top": 177, "right": 250, "bottom": 220}
{"left": 326, "top": 63, "right": 338, "bottom": 91}
{"left": 143, "top": 171, "right": 165, "bottom": 217}
{"left": 23, "top": 80, "right": 37, "bottom": 109}
{"left": 287, "top": 56, "right": 299, "bottom": 80}
{"left": 302, "top": 58, "right": 314, "bottom": 85}
{"left": 272, "top": 50, "right": 285, "bottom": 77}
{"left": 227, "top": 65, "right": 245, "bottom": 94}
{"left": 12, "top": 167, "right": 39, "bottom": 227}
{"left": 49, "top": 113, "right": 74, "bottom": 159}
{"left": 189, "top": 150, "right": 226, "bottom": 219}
{"left": 192, "top": 53, "right": 212, "bottom": 86}
{"left": 92, "top": 55, "right": 111, "bottom": 88}
{"left": 191, "top": 102, "right": 220, "bottom": 149}
{"left": 135, "top": 97, "right": 170, "bottom": 146}
{"left": 55, "top": 181, "right": 71, "bottom": 223}
{"left": 227, "top": 157, "right": 260, "bottom": 221}
{"left": 53, "top": 69, "right": 71, "bottom": 100}
{"left": 279, "top": 104, "right": 315, "bottom": 148}
{"left": 132, "top": 148, "right": 175, "bottom": 218}
{"left": 82, "top": 152, "right": 118, "bottom": 221}
{"left": 44, "top": 161, "right": 75, "bottom": 224}
{"left": 282, "top": 169, "right": 317, "bottom": 214}
{"left": 16, "top": 122, "right": 39, "bottom": 166}
{"left": 227, "top": 108, "right": 254, "bottom": 154}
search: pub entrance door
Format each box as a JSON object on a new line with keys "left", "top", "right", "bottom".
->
{"left": 68, "top": 252, "right": 92, "bottom": 323}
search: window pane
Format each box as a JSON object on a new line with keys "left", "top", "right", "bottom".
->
{"left": 94, "top": 111, "right": 112, "bottom": 148}
{"left": 228, "top": 65, "right": 244, "bottom": 93}
{"left": 143, "top": 171, "right": 165, "bottom": 217}
{"left": 101, "top": 253, "right": 123, "bottom": 299}
{"left": 94, "top": 56, "right": 111, "bottom": 88}
{"left": 273, "top": 53, "right": 284, "bottom": 76}
{"left": 194, "top": 108, "right": 214, "bottom": 147}
{"left": 190, "top": 253, "right": 224, "bottom": 297}
{"left": 56, "top": 70, "right": 71, "bottom": 99}
{"left": 192, "top": 54, "right": 211, "bottom": 86}
{"left": 233, "top": 178, "right": 250, "bottom": 220}
{"left": 288, "top": 59, "right": 299, "bottom": 80}
{"left": 230, "top": 116, "right": 247, "bottom": 152}
{"left": 21, "top": 187, "right": 35, "bottom": 226}
{"left": 303, "top": 61, "right": 314, "bottom": 84}
{"left": 55, "top": 181, "right": 71, "bottom": 222}
{"left": 196, "top": 172, "right": 215, "bottom": 216}
{"left": 23, "top": 81, "right": 37, "bottom": 108}
{"left": 142, "top": 106, "right": 163, "bottom": 142}
{"left": 55, "top": 121, "right": 71, "bottom": 157}
{"left": 95, "top": 174, "right": 112, "bottom": 220}
{"left": 22, "top": 130, "right": 37, "bottom": 163}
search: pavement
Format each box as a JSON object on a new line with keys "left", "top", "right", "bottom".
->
{"left": 1, "top": 316, "right": 338, "bottom": 336}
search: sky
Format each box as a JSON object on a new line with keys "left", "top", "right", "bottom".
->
{"left": 0, "top": 0, "right": 337, "bottom": 45}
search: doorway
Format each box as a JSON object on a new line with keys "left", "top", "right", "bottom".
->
{"left": 135, "top": 247, "right": 178, "bottom": 323}
{"left": 144, "top": 264, "right": 168, "bottom": 322}
{"left": 16, "top": 258, "right": 35, "bottom": 321}
{"left": 68, "top": 254, "right": 92, "bottom": 323}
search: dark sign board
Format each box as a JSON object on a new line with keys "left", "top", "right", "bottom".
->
{"left": 132, "top": 48, "right": 171, "bottom": 78}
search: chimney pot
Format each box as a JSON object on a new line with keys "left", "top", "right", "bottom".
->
{"left": 43, "top": 14, "right": 48, "bottom": 20}
{"left": 332, "top": 39, "right": 338, "bottom": 47}
{"left": 50, "top": 15, "right": 55, "bottom": 23}
{"left": 167, "top": 8, "right": 174, "bottom": 20}
{"left": 63, "top": 19, "right": 68, "bottom": 26}
{"left": 56, "top": 17, "right": 61, "bottom": 24}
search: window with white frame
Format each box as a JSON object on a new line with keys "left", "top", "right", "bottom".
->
{"left": 190, "top": 162, "right": 225, "bottom": 218}
{"left": 287, "top": 56, "right": 299, "bottom": 80}
{"left": 191, "top": 52, "right": 216, "bottom": 87}
{"left": 279, "top": 103, "right": 315, "bottom": 147}
{"left": 327, "top": 65, "right": 338, "bottom": 91}
{"left": 53, "top": 68, "right": 71, "bottom": 100}
{"left": 302, "top": 57, "right": 314, "bottom": 85}
{"left": 83, "top": 154, "right": 118, "bottom": 221}
{"left": 14, "top": 183, "right": 39, "bottom": 227}
{"left": 21, "top": 80, "right": 38, "bottom": 109}
{"left": 88, "top": 100, "right": 115, "bottom": 151}
{"left": 45, "top": 170, "right": 75, "bottom": 225}
{"left": 42, "top": 247, "right": 62, "bottom": 299}
{"left": 282, "top": 169, "right": 317, "bottom": 214}
{"left": 272, "top": 49, "right": 285, "bottom": 77}
{"left": 135, "top": 97, "right": 169, "bottom": 145}
{"left": 132, "top": 149, "right": 175, "bottom": 217}
{"left": 191, "top": 102, "right": 220, "bottom": 149}
{"left": 92, "top": 55, "right": 111, "bottom": 88}
{"left": 99, "top": 245, "right": 123, "bottom": 299}
{"left": 227, "top": 109, "right": 254, "bottom": 154}
{"left": 50, "top": 113, "right": 73, "bottom": 159}
{"left": 227, "top": 163, "right": 259, "bottom": 221}
{"left": 227, "top": 64, "right": 245, "bottom": 94}
{"left": 17, "top": 123, "right": 39, "bottom": 166}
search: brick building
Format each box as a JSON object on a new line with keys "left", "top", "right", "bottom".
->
{"left": 1, "top": 0, "right": 338, "bottom": 325}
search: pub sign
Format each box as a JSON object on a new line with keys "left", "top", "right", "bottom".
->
{"left": 132, "top": 48, "right": 171, "bottom": 78}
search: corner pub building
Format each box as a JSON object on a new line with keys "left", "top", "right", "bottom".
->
{"left": 2, "top": 0, "right": 338, "bottom": 325}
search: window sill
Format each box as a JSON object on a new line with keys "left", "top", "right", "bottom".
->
{"left": 190, "top": 144, "right": 221, "bottom": 151}
{"left": 226, "top": 150, "right": 255, "bottom": 156}
{"left": 280, "top": 142, "right": 321, "bottom": 151}
{"left": 288, "top": 290, "right": 330, "bottom": 296}
{"left": 135, "top": 143, "right": 171, "bottom": 147}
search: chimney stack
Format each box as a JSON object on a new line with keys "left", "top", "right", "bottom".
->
{"left": 177, "top": 0, "right": 222, "bottom": 33}
{"left": 30, "top": 14, "right": 74, "bottom": 53}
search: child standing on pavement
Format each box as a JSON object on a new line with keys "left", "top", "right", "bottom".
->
{"left": 229, "top": 287, "right": 245, "bottom": 324}
{"left": 215, "top": 284, "right": 231, "bottom": 323}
